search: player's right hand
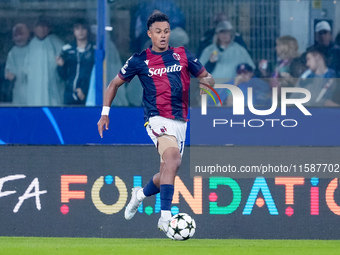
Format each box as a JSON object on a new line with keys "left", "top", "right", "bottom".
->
{"left": 97, "top": 115, "right": 109, "bottom": 138}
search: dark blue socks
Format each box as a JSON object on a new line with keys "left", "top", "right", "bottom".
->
{"left": 143, "top": 177, "right": 160, "bottom": 197}
{"left": 160, "top": 184, "right": 174, "bottom": 210}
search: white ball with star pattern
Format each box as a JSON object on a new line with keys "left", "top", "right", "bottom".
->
{"left": 167, "top": 213, "right": 196, "bottom": 240}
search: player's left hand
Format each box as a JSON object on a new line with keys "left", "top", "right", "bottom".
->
{"left": 199, "top": 82, "right": 208, "bottom": 95}
{"left": 199, "top": 77, "right": 213, "bottom": 95}
{"left": 97, "top": 115, "right": 109, "bottom": 138}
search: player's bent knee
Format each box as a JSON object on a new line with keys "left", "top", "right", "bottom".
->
{"left": 162, "top": 147, "right": 182, "bottom": 170}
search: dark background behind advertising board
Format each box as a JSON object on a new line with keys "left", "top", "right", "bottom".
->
{"left": 1, "top": 145, "right": 340, "bottom": 239}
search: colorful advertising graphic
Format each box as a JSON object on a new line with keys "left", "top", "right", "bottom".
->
{"left": 1, "top": 146, "right": 340, "bottom": 239}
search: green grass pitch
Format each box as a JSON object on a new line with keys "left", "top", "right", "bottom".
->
{"left": 1, "top": 237, "right": 340, "bottom": 255}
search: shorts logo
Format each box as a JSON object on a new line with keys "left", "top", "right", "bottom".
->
{"left": 172, "top": 53, "right": 181, "bottom": 61}
{"left": 160, "top": 126, "right": 167, "bottom": 133}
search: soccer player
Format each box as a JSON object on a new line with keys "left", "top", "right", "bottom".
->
{"left": 97, "top": 12, "right": 214, "bottom": 236}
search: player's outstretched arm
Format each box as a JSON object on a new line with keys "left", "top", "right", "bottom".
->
{"left": 97, "top": 75, "right": 126, "bottom": 138}
{"left": 198, "top": 70, "right": 215, "bottom": 95}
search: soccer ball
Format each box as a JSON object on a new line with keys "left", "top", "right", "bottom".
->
{"left": 167, "top": 213, "right": 196, "bottom": 240}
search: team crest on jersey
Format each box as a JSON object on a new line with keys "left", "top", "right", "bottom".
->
{"left": 172, "top": 53, "right": 181, "bottom": 61}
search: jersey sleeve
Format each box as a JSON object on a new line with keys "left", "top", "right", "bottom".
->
{"left": 185, "top": 48, "right": 206, "bottom": 77}
{"left": 118, "top": 54, "right": 138, "bottom": 82}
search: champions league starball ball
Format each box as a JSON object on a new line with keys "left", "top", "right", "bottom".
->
{"left": 167, "top": 213, "right": 196, "bottom": 240}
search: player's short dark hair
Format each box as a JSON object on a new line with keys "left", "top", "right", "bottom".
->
{"left": 147, "top": 12, "right": 169, "bottom": 30}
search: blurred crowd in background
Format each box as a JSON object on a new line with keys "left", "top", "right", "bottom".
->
{"left": 1, "top": 0, "right": 340, "bottom": 107}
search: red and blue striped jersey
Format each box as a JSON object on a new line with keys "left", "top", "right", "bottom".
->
{"left": 118, "top": 46, "right": 205, "bottom": 122}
